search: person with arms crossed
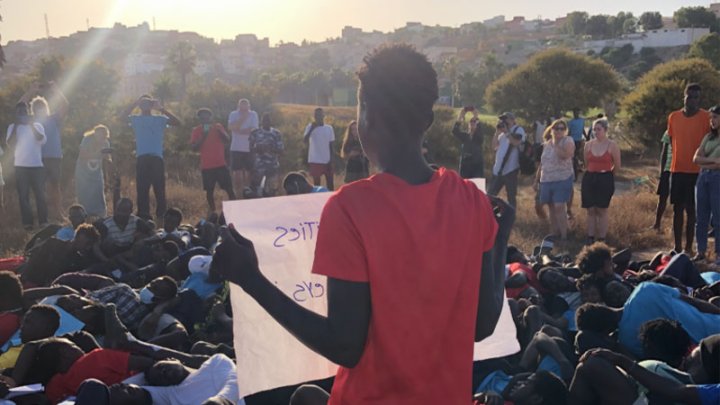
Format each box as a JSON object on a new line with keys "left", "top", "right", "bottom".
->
{"left": 213, "top": 44, "right": 512, "bottom": 405}
{"left": 227, "top": 99, "right": 259, "bottom": 197}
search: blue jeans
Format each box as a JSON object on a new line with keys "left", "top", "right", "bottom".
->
{"left": 695, "top": 169, "right": 720, "bottom": 256}
{"left": 15, "top": 166, "right": 48, "bottom": 227}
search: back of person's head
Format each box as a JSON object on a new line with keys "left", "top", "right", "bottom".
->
{"left": 30, "top": 96, "right": 50, "bottom": 115}
{"left": 15, "top": 101, "right": 29, "bottom": 115}
{"left": 148, "top": 276, "right": 178, "bottom": 301}
{"left": 651, "top": 275, "right": 687, "bottom": 295}
{"left": 21, "top": 304, "right": 60, "bottom": 343}
{"left": 75, "top": 223, "right": 101, "bottom": 244}
{"left": 0, "top": 271, "right": 23, "bottom": 311}
{"left": 639, "top": 319, "right": 691, "bottom": 367}
{"left": 357, "top": 44, "right": 438, "bottom": 139}
{"left": 283, "top": 172, "right": 312, "bottom": 195}
{"left": 36, "top": 338, "right": 83, "bottom": 384}
{"left": 685, "top": 82, "right": 702, "bottom": 94}
{"left": 576, "top": 303, "right": 618, "bottom": 334}
{"left": 577, "top": 242, "right": 613, "bottom": 275}
{"left": 576, "top": 274, "right": 606, "bottom": 304}
{"left": 161, "top": 240, "right": 180, "bottom": 260}
{"left": 532, "top": 370, "right": 568, "bottom": 405}
{"left": 603, "top": 280, "right": 632, "bottom": 308}
{"left": 506, "top": 245, "right": 527, "bottom": 264}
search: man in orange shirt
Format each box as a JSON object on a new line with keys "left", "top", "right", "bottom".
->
{"left": 667, "top": 83, "right": 711, "bottom": 254}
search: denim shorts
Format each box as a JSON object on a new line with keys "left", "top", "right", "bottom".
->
{"left": 539, "top": 176, "right": 573, "bottom": 204}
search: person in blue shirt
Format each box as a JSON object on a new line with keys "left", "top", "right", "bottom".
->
{"left": 568, "top": 108, "right": 587, "bottom": 176}
{"left": 121, "top": 95, "right": 181, "bottom": 222}
{"left": 282, "top": 171, "right": 329, "bottom": 195}
{"left": 55, "top": 204, "right": 88, "bottom": 241}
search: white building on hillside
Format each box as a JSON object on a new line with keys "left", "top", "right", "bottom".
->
{"left": 581, "top": 27, "right": 710, "bottom": 54}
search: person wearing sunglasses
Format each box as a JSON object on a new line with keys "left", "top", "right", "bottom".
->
{"left": 535, "top": 119, "right": 575, "bottom": 244}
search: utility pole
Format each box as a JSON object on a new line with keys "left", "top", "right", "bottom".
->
{"left": 152, "top": 17, "right": 156, "bottom": 30}
{"left": 86, "top": 18, "right": 90, "bottom": 30}
{"left": 44, "top": 13, "right": 50, "bottom": 38}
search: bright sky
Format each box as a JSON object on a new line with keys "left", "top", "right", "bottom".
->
{"left": 2, "top": 0, "right": 713, "bottom": 45}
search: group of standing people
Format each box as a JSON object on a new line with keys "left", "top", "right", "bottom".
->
{"left": 452, "top": 107, "right": 621, "bottom": 247}
{"left": 2, "top": 88, "right": 371, "bottom": 230}
{"left": 654, "top": 83, "right": 720, "bottom": 265}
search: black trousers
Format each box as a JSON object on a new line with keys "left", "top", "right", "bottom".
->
{"left": 15, "top": 166, "right": 48, "bottom": 226}
{"left": 136, "top": 155, "right": 166, "bottom": 220}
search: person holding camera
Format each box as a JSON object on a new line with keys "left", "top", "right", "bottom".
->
{"left": 452, "top": 106, "right": 484, "bottom": 179}
{"left": 121, "top": 95, "right": 181, "bottom": 222}
{"left": 5, "top": 102, "right": 47, "bottom": 230}
{"left": 489, "top": 116, "right": 522, "bottom": 209}
{"left": 75, "top": 125, "right": 113, "bottom": 217}
{"left": 20, "top": 82, "right": 69, "bottom": 221}
{"left": 190, "top": 108, "right": 236, "bottom": 215}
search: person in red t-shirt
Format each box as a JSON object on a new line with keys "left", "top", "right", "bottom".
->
{"left": 213, "top": 44, "right": 514, "bottom": 404}
{"left": 667, "top": 83, "right": 711, "bottom": 254}
{"left": 191, "top": 108, "right": 236, "bottom": 215}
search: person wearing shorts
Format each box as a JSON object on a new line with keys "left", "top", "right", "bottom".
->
{"left": 581, "top": 118, "right": 621, "bottom": 244}
{"left": 536, "top": 118, "right": 575, "bottom": 242}
{"left": 667, "top": 83, "right": 710, "bottom": 254}
{"left": 191, "top": 108, "right": 236, "bottom": 215}
{"left": 227, "top": 99, "right": 259, "bottom": 197}
{"left": 304, "top": 108, "right": 335, "bottom": 190}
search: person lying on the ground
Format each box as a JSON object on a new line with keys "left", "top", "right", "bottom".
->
{"left": 84, "top": 276, "right": 179, "bottom": 331}
{"left": 74, "top": 353, "right": 243, "bottom": 405}
{"left": 20, "top": 224, "right": 100, "bottom": 287}
{"left": 0, "top": 304, "right": 60, "bottom": 370}
{"left": 575, "top": 281, "right": 720, "bottom": 357}
{"left": 136, "top": 296, "right": 187, "bottom": 351}
{"left": 471, "top": 370, "right": 568, "bottom": 405}
{"left": 282, "top": 171, "right": 328, "bottom": 195}
{"left": 570, "top": 348, "right": 719, "bottom": 405}
{"left": 0, "top": 272, "right": 24, "bottom": 347}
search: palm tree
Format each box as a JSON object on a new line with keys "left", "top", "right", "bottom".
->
{"left": 166, "top": 41, "right": 196, "bottom": 97}
{"left": 152, "top": 75, "right": 174, "bottom": 104}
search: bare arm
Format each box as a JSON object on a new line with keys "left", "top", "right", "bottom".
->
{"left": 556, "top": 137, "right": 575, "bottom": 160}
{"left": 610, "top": 141, "right": 622, "bottom": 173}
{"left": 476, "top": 196, "right": 515, "bottom": 342}
{"left": 158, "top": 106, "right": 181, "bottom": 127}
{"left": 679, "top": 294, "right": 720, "bottom": 314}
{"left": 660, "top": 142, "right": 669, "bottom": 173}
{"left": 212, "top": 227, "right": 371, "bottom": 368}
{"left": 49, "top": 82, "right": 69, "bottom": 120}
{"left": 590, "top": 350, "right": 702, "bottom": 405}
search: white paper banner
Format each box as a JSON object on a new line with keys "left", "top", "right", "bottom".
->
{"left": 225, "top": 177, "right": 519, "bottom": 397}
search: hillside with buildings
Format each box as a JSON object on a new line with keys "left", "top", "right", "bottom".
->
{"left": 2, "top": 4, "right": 718, "bottom": 106}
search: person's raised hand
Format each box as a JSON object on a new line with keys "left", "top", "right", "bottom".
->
{"left": 212, "top": 225, "right": 261, "bottom": 289}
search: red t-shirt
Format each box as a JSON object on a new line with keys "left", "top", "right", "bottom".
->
{"left": 312, "top": 168, "right": 498, "bottom": 404}
{"left": 190, "top": 124, "right": 228, "bottom": 170}
{"left": 505, "top": 262, "right": 544, "bottom": 299}
{"left": 0, "top": 312, "right": 20, "bottom": 347}
{"left": 667, "top": 109, "right": 711, "bottom": 174}
{"left": 45, "top": 349, "right": 131, "bottom": 404}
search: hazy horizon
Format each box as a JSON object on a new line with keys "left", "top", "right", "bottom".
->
{"left": 2, "top": 0, "right": 713, "bottom": 46}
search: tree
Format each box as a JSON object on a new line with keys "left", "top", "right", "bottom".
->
{"left": 609, "top": 12, "right": 636, "bottom": 37}
{"left": 621, "top": 58, "right": 720, "bottom": 144}
{"left": 688, "top": 33, "right": 720, "bottom": 70}
{"left": 457, "top": 53, "right": 507, "bottom": 107}
{"left": 152, "top": 75, "right": 175, "bottom": 104}
{"left": 586, "top": 15, "right": 612, "bottom": 39}
{"left": 166, "top": 41, "right": 197, "bottom": 97}
{"left": 638, "top": 12, "right": 663, "bottom": 31}
{"left": 485, "top": 48, "right": 622, "bottom": 120}
{"left": 674, "top": 7, "right": 719, "bottom": 32}
{"left": 563, "top": 11, "right": 589, "bottom": 36}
